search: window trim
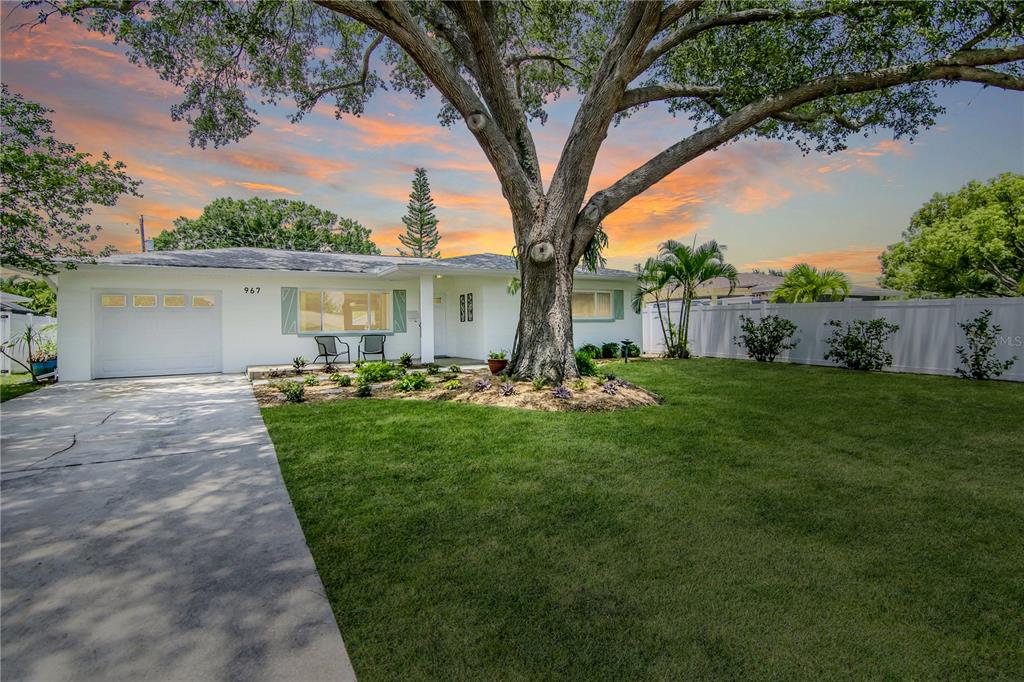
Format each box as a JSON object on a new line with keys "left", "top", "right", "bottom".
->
{"left": 100, "top": 294, "right": 127, "bottom": 308}
{"left": 572, "top": 289, "right": 614, "bottom": 321}
{"left": 297, "top": 288, "right": 393, "bottom": 334}
{"left": 191, "top": 295, "right": 216, "bottom": 309}
{"left": 132, "top": 294, "right": 157, "bottom": 308}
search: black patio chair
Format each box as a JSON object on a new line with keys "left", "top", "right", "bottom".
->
{"left": 314, "top": 335, "right": 351, "bottom": 369}
{"left": 358, "top": 334, "right": 387, "bottom": 361}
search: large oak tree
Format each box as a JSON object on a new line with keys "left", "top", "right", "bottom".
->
{"left": 42, "top": 0, "right": 1024, "bottom": 379}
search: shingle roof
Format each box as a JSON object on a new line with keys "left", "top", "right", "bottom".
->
{"left": 91, "top": 248, "right": 636, "bottom": 279}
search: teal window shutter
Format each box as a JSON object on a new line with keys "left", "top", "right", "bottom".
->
{"left": 613, "top": 290, "right": 625, "bottom": 320}
{"left": 281, "top": 287, "right": 298, "bottom": 334}
{"left": 393, "top": 290, "right": 407, "bottom": 333}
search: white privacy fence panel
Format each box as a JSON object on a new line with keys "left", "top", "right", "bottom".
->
{"left": 643, "top": 298, "right": 1024, "bottom": 382}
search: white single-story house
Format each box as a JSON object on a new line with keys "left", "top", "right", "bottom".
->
{"left": 55, "top": 248, "right": 641, "bottom": 381}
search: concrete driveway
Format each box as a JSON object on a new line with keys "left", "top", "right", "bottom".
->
{"left": 1, "top": 375, "right": 355, "bottom": 681}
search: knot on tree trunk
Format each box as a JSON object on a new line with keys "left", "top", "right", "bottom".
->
{"left": 529, "top": 240, "right": 555, "bottom": 263}
{"left": 466, "top": 112, "right": 487, "bottom": 132}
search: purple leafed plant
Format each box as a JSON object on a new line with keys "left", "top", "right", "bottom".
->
{"left": 551, "top": 386, "right": 572, "bottom": 400}
{"left": 473, "top": 378, "right": 491, "bottom": 392}
{"left": 500, "top": 382, "right": 516, "bottom": 396}
{"left": 602, "top": 382, "right": 618, "bottom": 395}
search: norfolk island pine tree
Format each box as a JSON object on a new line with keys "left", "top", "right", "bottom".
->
{"left": 397, "top": 167, "right": 441, "bottom": 258}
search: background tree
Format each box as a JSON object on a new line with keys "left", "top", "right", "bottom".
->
{"left": 47, "top": 0, "right": 1024, "bottom": 380}
{"left": 397, "top": 167, "right": 441, "bottom": 258}
{"left": 1, "top": 83, "right": 140, "bottom": 275}
{"left": 880, "top": 173, "right": 1024, "bottom": 297}
{"left": 153, "top": 197, "right": 381, "bottom": 254}
{"left": 0, "top": 275, "right": 57, "bottom": 316}
{"left": 771, "top": 263, "right": 852, "bottom": 303}
{"left": 659, "top": 239, "right": 737, "bottom": 358}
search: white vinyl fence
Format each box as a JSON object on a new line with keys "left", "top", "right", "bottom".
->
{"left": 642, "top": 297, "right": 1024, "bottom": 382}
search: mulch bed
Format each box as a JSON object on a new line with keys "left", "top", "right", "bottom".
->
{"left": 253, "top": 368, "right": 661, "bottom": 412}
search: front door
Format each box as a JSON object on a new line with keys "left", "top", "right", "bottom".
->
{"left": 433, "top": 296, "right": 447, "bottom": 357}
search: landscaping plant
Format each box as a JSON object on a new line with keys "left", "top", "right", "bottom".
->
{"left": 355, "top": 361, "right": 399, "bottom": 384}
{"left": 278, "top": 381, "right": 305, "bottom": 403}
{"left": 824, "top": 318, "right": 900, "bottom": 371}
{"left": 551, "top": 386, "right": 572, "bottom": 401}
{"left": 499, "top": 382, "right": 516, "bottom": 397}
{"left": 734, "top": 315, "right": 800, "bottom": 362}
{"left": 473, "top": 379, "right": 491, "bottom": 392}
{"left": 573, "top": 379, "right": 587, "bottom": 392}
{"left": 354, "top": 383, "right": 372, "bottom": 398}
{"left": 531, "top": 377, "right": 546, "bottom": 391}
{"left": 575, "top": 350, "right": 598, "bottom": 377}
{"left": 601, "top": 342, "right": 620, "bottom": 359}
{"left": 442, "top": 378, "right": 461, "bottom": 391}
{"left": 329, "top": 373, "right": 352, "bottom": 386}
{"left": 304, "top": 374, "right": 319, "bottom": 386}
{"left": 292, "top": 356, "right": 307, "bottom": 374}
{"left": 396, "top": 373, "right": 430, "bottom": 392}
{"left": 426, "top": 363, "right": 440, "bottom": 375}
{"left": 398, "top": 352, "right": 414, "bottom": 369}
{"left": 602, "top": 381, "right": 618, "bottom": 395}
{"left": 578, "top": 344, "right": 601, "bottom": 360}
{"left": 447, "top": 364, "right": 462, "bottom": 373}
{"left": 955, "top": 309, "right": 1017, "bottom": 380}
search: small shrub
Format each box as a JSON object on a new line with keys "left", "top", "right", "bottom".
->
{"left": 577, "top": 343, "right": 601, "bottom": 359}
{"left": 354, "top": 383, "right": 372, "bottom": 398}
{"left": 303, "top": 374, "right": 319, "bottom": 386}
{"left": 398, "top": 352, "right": 414, "bottom": 368}
{"left": 603, "top": 371, "right": 617, "bottom": 382}
{"left": 473, "top": 378, "right": 491, "bottom": 392}
{"left": 532, "top": 377, "right": 546, "bottom": 391}
{"left": 621, "top": 341, "right": 641, "bottom": 359}
{"left": 551, "top": 385, "right": 572, "bottom": 400}
{"left": 292, "top": 356, "right": 308, "bottom": 374}
{"left": 572, "top": 379, "right": 587, "bottom": 391}
{"left": 355, "top": 361, "right": 398, "bottom": 384}
{"left": 279, "top": 381, "right": 305, "bottom": 403}
{"left": 426, "top": 363, "right": 440, "bottom": 375}
{"left": 602, "top": 381, "right": 618, "bottom": 395}
{"left": 824, "top": 318, "right": 900, "bottom": 371}
{"left": 447, "top": 364, "right": 462, "bottom": 373}
{"left": 329, "top": 373, "right": 352, "bottom": 387}
{"left": 734, "top": 315, "right": 800, "bottom": 362}
{"left": 396, "top": 373, "right": 430, "bottom": 392}
{"left": 442, "top": 378, "right": 462, "bottom": 390}
{"left": 488, "top": 350, "right": 507, "bottom": 360}
{"left": 499, "top": 382, "right": 516, "bottom": 396}
{"left": 955, "top": 309, "right": 1017, "bottom": 379}
{"left": 601, "top": 342, "right": 620, "bottom": 359}
{"left": 575, "top": 350, "right": 598, "bottom": 377}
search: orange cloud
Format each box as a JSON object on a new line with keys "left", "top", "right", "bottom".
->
{"left": 233, "top": 181, "right": 299, "bottom": 195}
{"left": 741, "top": 247, "right": 884, "bottom": 284}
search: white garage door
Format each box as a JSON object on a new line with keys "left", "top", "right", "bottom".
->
{"left": 94, "top": 291, "right": 222, "bottom": 378}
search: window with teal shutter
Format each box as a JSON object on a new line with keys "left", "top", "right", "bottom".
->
{"left": 393, "top": 290, "right": 407, "bottom": 333}
{"left": 281, "top": 287, "right": 298, "bottom": 334}
{"left": 613, "top": 290, "right": 625, "bottom": 319}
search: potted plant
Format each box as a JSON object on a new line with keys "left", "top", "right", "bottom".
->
{"left": 487, "top": 350, "right": 508, "bottom": 375}
{"left": 29, "top": 340, "right": 58, "bottom": 376}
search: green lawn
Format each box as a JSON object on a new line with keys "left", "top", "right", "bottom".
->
{"left": 0, "top": 373, "right": 41, "bottom": 402}
{"left": 263, "top": 358, "right": 1023, "bottom": 680}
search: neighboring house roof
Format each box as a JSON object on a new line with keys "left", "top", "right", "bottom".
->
{"left": 0, "top": 292, "right": 36, "bottom": 314}
{"left": 748, "top": 282, "right": 903, "bottom": 297}
{"left": 87, "top": 248, "right": 636, "bottom": 279}
{"left": 701, "top": 272, "right": 785, "bottom": 291}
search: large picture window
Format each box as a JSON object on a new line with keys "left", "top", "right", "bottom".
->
{"left": 299, "top": 290, "right": 390, "bottom": 332}
{"left": 572, "top": 291, "right": 613, "bottom": 319}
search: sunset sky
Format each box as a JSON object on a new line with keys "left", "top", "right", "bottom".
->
{"left": 3, "top": 7, "right": 1022, "bottom": 284}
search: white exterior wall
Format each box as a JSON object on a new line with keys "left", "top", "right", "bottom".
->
{"left": 642, "top": 297, "right": 1024, "bottom": 382}
{"left": 56, "top": 265, "right": 643, "bottom": 380}
{"left": 57, "top": 266, "right": 423, "bottom": 381}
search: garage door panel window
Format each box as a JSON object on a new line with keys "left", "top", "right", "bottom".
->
{"left": 133, "top": 294, "right": 157, "bottom": 308}
{"left": 100, "top": 294, "right": 126, "bottom": 307}
{"left": 572, "top": 291, "right": 612, "bottom": 319}
{"left": 299, "top": 290, "right": 391, "bottom": 332}
{"left": 192, "top": 295, "right": 216, "bottom": 308}
{"left": 163, "top": 294, "right": 186, "bottom": 308}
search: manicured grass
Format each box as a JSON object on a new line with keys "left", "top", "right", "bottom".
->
{"left": 263, "top": 359, "right": 1024, "bottom": 680}
{"left": 0, "top": 373, "right": 41, "bottom": 402}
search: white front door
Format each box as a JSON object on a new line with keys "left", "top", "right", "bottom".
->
{"left": 433, "top": 296, "right": 448, "bottom": 357}
{"left": 93, "top": 291, "right": 222, "bottom": 378}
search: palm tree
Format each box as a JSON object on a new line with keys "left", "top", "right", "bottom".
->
{"left": 659, "top": 239, "right": 738, "bottom": 358}
{"left": 632, "top": 257, "right": 674, "bottom": 352}
{"left": 771, "top": 263, "right": 851, "bottom": 303}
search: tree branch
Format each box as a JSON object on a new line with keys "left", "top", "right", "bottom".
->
{"left": 301, "top": 32, "right": 383, "bottom": 106}
{"left": 580, "top": 44, "right": 1024, "bottom": 235}
{"left": 505, "top": 53, "right": 582, "bottom": 74}
{"left": 656, "top": 0, "right": 704, "bottom": 33}
{"left": 634, "top": 6, "right": 834, "bottom": 79}
{"left": 616, "top": 83, "right": 723, "bottom": 111}
{"left": 315, "top": 0, "right": 538, "bottom": 218}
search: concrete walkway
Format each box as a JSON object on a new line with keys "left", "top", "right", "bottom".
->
{"left": 1, "top": 375, "right": 355, "bottom": 681}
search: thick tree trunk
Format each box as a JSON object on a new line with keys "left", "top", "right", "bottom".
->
{"left": 510, "top": 217, "right": 579, "bottom": 383}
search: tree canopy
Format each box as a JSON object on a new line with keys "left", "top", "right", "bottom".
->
{"left": 1, "top": 83, "right": 141, "bottom": 275}
{"left": 0, "top": 275, "right": 57, "bottom": 316}
{"left": 44, "top": 0, "right": 1024, "bottom": 379}
{"left": 880, "top": 172, "right": 1024, "bottom": 297}
{"left": 152, "top": 197, "right": 381, "bottom": 254}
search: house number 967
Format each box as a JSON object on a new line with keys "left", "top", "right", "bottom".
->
{"left": 244, "top": 286, "right": 261, "bottom": 294}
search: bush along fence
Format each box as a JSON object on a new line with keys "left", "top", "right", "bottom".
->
{"left": 642, "top": 297, "right": 1023, "bottom": 382}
